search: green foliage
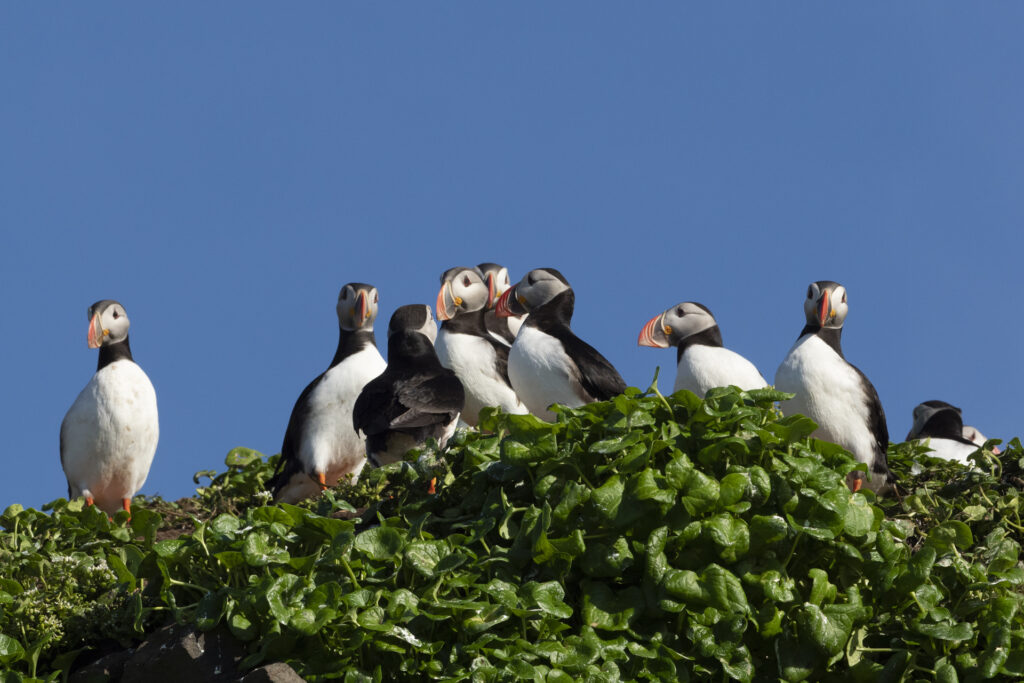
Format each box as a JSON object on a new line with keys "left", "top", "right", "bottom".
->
{"left": 1, "top": 386, "right": 1022, "bottom": 681}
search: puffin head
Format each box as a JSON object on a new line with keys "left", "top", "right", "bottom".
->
{"left": 495, "top": 268, "right": 570, "bottom": 318}
{"left": 906, "top": 400, "right": 963, "bottom": 441}
{"left": 336, "top": 283, "right": 380, "bottom": 331}
{"left": 475, "top": 263, "right": 512, "bottom": 308}
{"left": 87, "top": 300, "right": 130, "bottom": 349}
{"left": 638, "top": 301, "right": 718, "bottom": 348}
{"left": 803, "top": 281, "right": 848, "bottom": 330}
{"left": 436, "top": 267, "right": 490, "bottom": 321}
{"left": 388, "top": 304, "right": 437, "bottom": 344}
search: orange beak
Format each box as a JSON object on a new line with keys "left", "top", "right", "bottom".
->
{"left": 495, "top": 287, "right": 515, "bottom": 318}
{"left": 357, "top": 290, "right": 369, "bottom": 326}
{"left": 818, "top": 290, "right": 830, "bottom": 327}
{"left": 485, "top": 273, "right": 497, "bottom": 307}
{"left": 87, "top": 313, "right": 103, "bottom": 349}
{"left": 638, "top": 313, "right": 670, "bottom": 348}
{"left": 436, "top": 282, "right": 455, "bottom": 321}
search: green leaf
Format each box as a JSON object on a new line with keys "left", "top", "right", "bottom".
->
{"left": 0, "top": 634, "right": 25, "bottom": 665}
{"left": 353, "top": 526, "right": 406, "bottom": 561}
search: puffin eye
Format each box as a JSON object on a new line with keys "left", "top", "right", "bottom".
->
{"left": 806, "top": 286, "right": 813, "bottom": 299}
{"left": 112, "top": 311, "right": 120, "bottom": 319}
{"left": 841, "top": 292, "right": 847, "bottom": 304}
{"left": 676, "top": 307, "right": 685, "bottom": 317}
{"left": 373, "top": 293, "right": 379, "bottom": 304}
{"left": 463, "top": 276, "right": 471, "bottom": 287}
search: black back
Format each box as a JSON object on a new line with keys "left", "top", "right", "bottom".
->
{"left": 482, "top": 310, "right": 517, "bottom": 345}
{"left": 523, "top": 289, "right": 626, "bottom": 402}
{"left": 352, "top": 331, "right": 465, "bottom": 455}
{"left": 268, "top": 328, "right": 379, "bottom": 496}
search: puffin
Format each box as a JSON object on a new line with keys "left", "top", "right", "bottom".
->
{"left": 495, "top": 268, "right": 626, "bottom": 420}
{"left": 267, "top": 283, "right": 387, "bottom": 503}
{"left": 774, "top": 281, "right": 893, "bottom": 493}
{"left": 638, "top": 301, "right": 767, "bottom": 396}
{"left": 905, "top": 400, "right": 983, "bottom": 466}
{"left": 476, "top": 262, "right": 524, "bottom": 345}
{"left": 60, "top": 300, "right": 159, "bottom": 516}
{"left": 434, "top": 267, "right": 528, "bottom": 425}
{"left": 353, "top": 305, "right": 465, "bottom": 466}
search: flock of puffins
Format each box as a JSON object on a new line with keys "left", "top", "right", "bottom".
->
{"left": 59, "top": 265, "right": 996, "bottom": 515}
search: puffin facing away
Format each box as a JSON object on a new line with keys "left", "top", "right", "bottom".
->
{"left": 353, "top": 305, "right": 465, "bottom": 466}
{"left": 774, "top": 281, "right": 893, "bottom": 494}
{"left": 905, "top": 400, "right": 983, "bottom": 466}
{"left": 496, "top": 268, "right": 626, "bottom": 420}
{"left": 60, "top": 300, "right": 159, "bottom": 515}
{"left": 638, "top": 301, "right": 767, "bottom": 397}
{"left": 476, "top": 262, "right": 524, "bottom": 345}
{"left": 268, "top": 283, "right": 387, "bottom": 503}
{"left": 435, "top": 267, "right": 527, "bottom": 425}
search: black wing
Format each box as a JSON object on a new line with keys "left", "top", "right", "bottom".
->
{"left": 550, "top": 328, "right": 627, "bottom": 402}
{"left": 353, "top": 371, "right": 404, "bottom": 437}
{"left": 268, "top": 372, "right": 325, "bottom": 495}
{"left": 390, "top": 371, "right": 465, "bottom": 429}
{"left": 851, "top": 363, "right": 893, "bottom": 482}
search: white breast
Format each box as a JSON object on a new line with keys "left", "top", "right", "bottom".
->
{"left": 436, "top": 329, "right": 526, "bottom": 426}
{"left": 508, "top": 326, "right": 585, "bottom": 421}
{"left": 60, "top": 360, "right": 159, "bottom": 514}
{"left": 915, "top": 438, "right": 979, "bottom": 466}
{"left": 675, "top": 345, "right": 768, "bottom": 397}
{"left": 775, "top": 335, "right": 879, "bottom": 468}
{"left": 300, "top": 345, "right": 386, "bottom": 484}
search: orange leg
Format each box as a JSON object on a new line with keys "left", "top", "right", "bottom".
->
{"left": 427, "top": 477, "right": 437, "bottom": 495}
{"left": 317, "top": 472, "right": 327, "bottom": 490}
{"left": 85, "top": 496, "right": 95, "bottom": 507}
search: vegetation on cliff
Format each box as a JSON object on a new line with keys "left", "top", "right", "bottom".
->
{"left": 1, "top": 384, "right": 1021, "bottom": 681}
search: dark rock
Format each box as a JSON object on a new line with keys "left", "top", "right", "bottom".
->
{"left": 236, "top": 662, "right": 306, "bottom": 683}
{"left": 119, "top": 623, "right": 246, "bottom": 683}
{"left": 68, "top": 648, "right": 134, "bottom": 683}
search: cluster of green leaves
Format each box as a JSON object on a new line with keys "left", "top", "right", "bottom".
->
{"left": 1, "top": 385, "right": 1022, "bottom": 682}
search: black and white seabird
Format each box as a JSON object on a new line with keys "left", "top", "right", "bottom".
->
{"left": 435, "top": 267, "right": 527, "bottom": 425}
{"left": 905, "top": 400, "right": 984, "bottom": 466}
{"left": 638, "top": 301, "right": 767, "bottom": 396}
{"left": 495, "top": 268, "right": 626, "bottom": 420}
{"left": 353, "top": 305, "right": 465, "bottom": 466}
{"left": 476, "top": 263, "right": 524, "bottom": 345}
{"left": 60, "top": 300, "right": 159, "bottom": 515}
{"left": 268, "top": 283, "right": 387, "bottom": 503}
{"left": 774, "top": 281, "right": 893, "bottom": 493}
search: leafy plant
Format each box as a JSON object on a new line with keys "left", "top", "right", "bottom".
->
{"left": 0, "top": 384, "right": 1021, "bottom": 681}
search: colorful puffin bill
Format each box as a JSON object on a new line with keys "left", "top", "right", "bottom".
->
{"left": 60, "top": 300, "right": 159, "bottom": 516}
{"left": 638, "top": 301, "right": 767, "bottom": 396}
{"left": 495, "top": 268, "right": 626, "bottom": 420}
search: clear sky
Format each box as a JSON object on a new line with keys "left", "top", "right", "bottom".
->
{"left": 2, "top": 4, "right": 1021, "bottom": 511}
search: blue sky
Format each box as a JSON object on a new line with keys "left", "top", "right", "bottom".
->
{"left": 2, "top": 4, "right": 1021, "bottom": 511}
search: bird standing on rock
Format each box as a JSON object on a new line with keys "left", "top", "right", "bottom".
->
{"left": 638, "top": 301, "right": 767, "bottom": 397}
{"left": 268, "top": 283, "right": 387, "bottom": 503}
{"left": 60, "top": 300, "right": 159, "bottom": 516}
{"left": 496, "top": 268, "right": 626, "bottom": 420}
{"left": 353, "top": 305, "right": 465, "bottom": 466}
{"left": 774, "top": 281, "right": 893, "bottom": 494}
